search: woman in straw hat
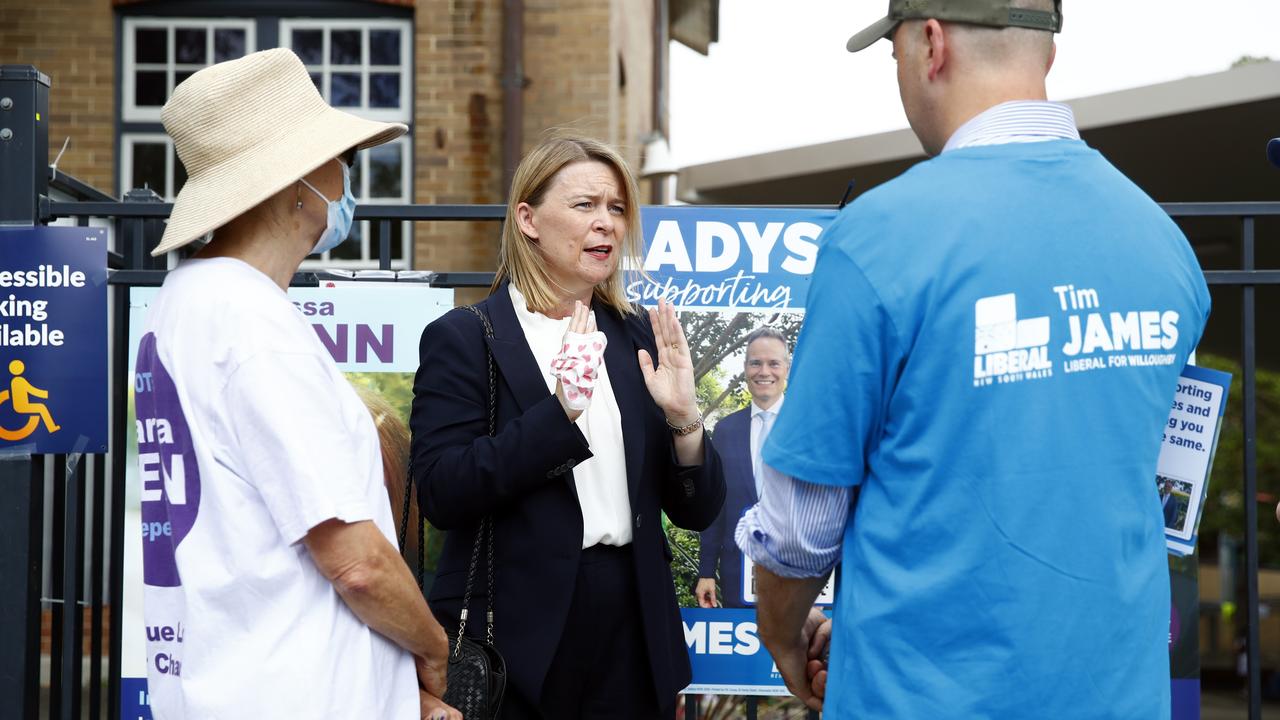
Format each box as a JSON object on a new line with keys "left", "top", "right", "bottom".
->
{"left": 410, "top": 135, "right": 726, "bottom": 719}
{"left": 132, "top": 48, "right": 458, "bottom": 720}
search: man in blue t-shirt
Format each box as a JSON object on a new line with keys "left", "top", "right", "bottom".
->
{"left": 735, "top": 1, "right": 1211, "bottom": 718}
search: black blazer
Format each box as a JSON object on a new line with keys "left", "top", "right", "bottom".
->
{"left": 697, "top": 406, "right": 756, "bottom": 608}
{"left": 410, "top": 283, "right": 726, "bottom": 715}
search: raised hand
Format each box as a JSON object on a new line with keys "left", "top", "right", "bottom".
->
{"left": 637, "top": 298, "right": 699, "bottom": 427}
{"left": 554, "top": 301, "right": 597, "bottom": 422}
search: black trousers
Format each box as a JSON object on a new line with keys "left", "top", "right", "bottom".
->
{"left": 500, "top": 543, "right": 664, "bottom": 720}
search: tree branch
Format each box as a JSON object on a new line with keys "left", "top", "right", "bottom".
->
{"left": 694, "top": 313, "right": 751, "bottom": 381}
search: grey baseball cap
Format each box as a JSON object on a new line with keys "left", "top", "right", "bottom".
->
{"left": 847, "top": 0, "right": 1063, "bottom": 52}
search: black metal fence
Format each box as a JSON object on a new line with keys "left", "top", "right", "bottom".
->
{"left": 2, "top": 62, "right": 1278, "bottom": 720}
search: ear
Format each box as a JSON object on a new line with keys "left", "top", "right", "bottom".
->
{"left": 923, "top": 18, "right": 948, "bottom": 82}
{"left": 515, "top": 201, "right": 539, "bottom": 241}
{"left": 1046, "top": 41, "right": 1057, "bottom": 74}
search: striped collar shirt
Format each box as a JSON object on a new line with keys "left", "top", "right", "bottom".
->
{"left": 941, "top": 100, "right": 1080, "bottom": 154}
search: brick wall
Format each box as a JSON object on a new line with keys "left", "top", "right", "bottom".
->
{"left": 411, "top": 0, "right": 659, "bottom": 285}
{"left": 614, "top": 0, "right": 657, "bottom": 171}
{"left": 0, "top": 0, "right": 661, "bottom": 280}
{"left": 41, "top": 606, "right": 111, "bottom": 657}
{"left": 411, "top": 0, "right": 505, "bottom": 282}
{"left": 521, "top": 0, "right": 655, "bottom": 172}
{"left": 0, "top": 0, "right": 116, "bottom": 193}
{"left": 523, "top": 0, "right": 615, "bottom": 151}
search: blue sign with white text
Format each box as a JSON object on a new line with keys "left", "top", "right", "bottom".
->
{"left": 0, "top": 227, "right": 107, "bottom": 454}
{"left": 681, "top": 607, "right": 791, "bottom": 696}
{"left": 634, "top": 207, "right": 838, "bottom": 311}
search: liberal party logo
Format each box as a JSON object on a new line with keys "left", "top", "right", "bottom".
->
{"left": 973, "top": 293, "right": 1053, "bottom": 387}
{"left": 0, "top": 359, "right": 60, "bottom": 441}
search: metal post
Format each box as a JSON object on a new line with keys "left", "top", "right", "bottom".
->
{"left": 58, "top": 456, "right": 86, "bottom": 720}
{"left": 48, "top": 457, "right": 65, "bottom": 720}
{"left": 0, "top": 456, "right": 43, "bottom": 720}
{"left": 108, "top": 205, "right": 147, "bottom": 720}
{"left": 120, "top": 189, "right": 165, "bottom": 265}
{"left": 107, "top": 280, "right": 128, "bottom": 720}
{"left": 379, "top": 219, "right": 392, "bottom": 271}
{"left": 0, "top": 63, "right": 51, "bottom": 720}
{"left": 0, "top": 66, "right": 50, "bottom": 224}
{"left": 89, "top": 454, "right": 106, "bottom": 720}
{"left": 1241, "top": 216, "right": 1260, "bottom": 720}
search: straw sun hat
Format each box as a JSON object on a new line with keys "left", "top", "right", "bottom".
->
{"left": 151, "top": 47, "right": 407, "bottom": 256}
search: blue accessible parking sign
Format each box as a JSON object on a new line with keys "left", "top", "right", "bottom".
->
{"left": 0, "top": 226, "right": 108, "bottom": 454}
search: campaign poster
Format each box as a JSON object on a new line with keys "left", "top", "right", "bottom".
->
{"left": 0, "top": 226, "right": 107, "bottom": 455}
{"left": 119, "top": 282, "right": 452, "bottom": 719}
{"left": 1159, "top": 365, "right": 1231, "bottom": 557}
{"left": 633, "top": 207, "right": 837, "bottom": 704}
{"left": 1159, "top": 364, "right": 1230, "bottom": 720}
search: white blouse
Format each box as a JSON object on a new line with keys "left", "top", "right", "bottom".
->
{"left": 509, "top": 284, "right": 633, "bottom": 548}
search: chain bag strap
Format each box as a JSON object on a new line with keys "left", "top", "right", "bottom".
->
{"left": 438, "top": 304, "right": 506, "bottom": 719}
{"left": 397, "top": 459, "right": 417, "bottom": 583}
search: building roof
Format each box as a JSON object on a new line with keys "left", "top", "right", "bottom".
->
{"left": 677, "top": 60, "right": 1280, "bottom": 205}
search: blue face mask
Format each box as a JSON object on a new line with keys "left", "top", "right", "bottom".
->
{"left": 300, "top": 160, "right": 356, "bottom": 255}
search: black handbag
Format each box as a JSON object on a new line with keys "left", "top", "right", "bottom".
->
{"left": 400, "top": 304, "right": 507, "bottom": 720}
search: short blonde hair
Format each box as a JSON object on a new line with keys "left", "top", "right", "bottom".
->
{"left": 492, "top": 135, "right": 642, "bottom": 315}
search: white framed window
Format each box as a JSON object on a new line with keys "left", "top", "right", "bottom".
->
{"left": 119, "top": 134, "right": 410, "bottom": 269}
{"left": 122, "top": 18, "right": 256, "bottom": 122}
{"left": 280, "top": 19, "right": 412, "bottom": 124}
{"left": 118, "top": 133, "right": 188, "bottom": 269}
{"left": 304, "top": 135, "right": 413, "bottom": 269}
{"left": 119, "top": 133, "right": 184, "bottom": 200}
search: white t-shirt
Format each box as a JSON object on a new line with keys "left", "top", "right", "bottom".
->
{"left": 508, "top": 284, "right": 632, "bottom": 548}
{"left": 133, "top": 257, "right": 417, "bottom": 719}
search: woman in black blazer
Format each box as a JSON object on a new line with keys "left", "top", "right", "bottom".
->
{"left": 410, "top": 135, "right": 725, "bottom": 719}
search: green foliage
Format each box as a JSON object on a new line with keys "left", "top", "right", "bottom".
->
{"left": 1231, "top": 55, "right": 1273, "bottom": 68}
{"left": 1195, "top": 354, "right": 1280, "bottom": 566}
{"left": 342, "top": 371, "right": 445, "bottom": 579}
{"left": 345, "top": 371, "right": 415, "bottom": 418}
{"left": 697, "top": 364, "right": 751, "bottom": 428}
{"left": 696, "top": 365, "right": 724, "bottom": 409}
{"left": 665, "top": 521, "right": 704, "bottom": 608}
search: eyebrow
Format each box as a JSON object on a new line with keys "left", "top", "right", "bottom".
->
{"left": 566, "top": 190, "right": 626, "bottom": 204}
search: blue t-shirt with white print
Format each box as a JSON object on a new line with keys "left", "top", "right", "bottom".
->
{"left": 764, "top": 140, "right": 1210, "bottom": 719}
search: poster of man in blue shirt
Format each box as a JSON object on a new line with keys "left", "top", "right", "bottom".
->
{"left": 696, "top": 326, "right": 791, "bottom": 609}
{"left": 736, "top": 1, "right": 1212, "bottom": 718}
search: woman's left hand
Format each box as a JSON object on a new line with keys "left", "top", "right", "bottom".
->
{"left": 638, "top": 298, "right": 700, "bottom": 426}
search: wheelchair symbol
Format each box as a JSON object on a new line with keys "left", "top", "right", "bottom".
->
{"left": 0, "top": 360, "right": 59, "bottom": 442}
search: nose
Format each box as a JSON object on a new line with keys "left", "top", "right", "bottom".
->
{"left": 592, "top": 208, "right": 614, "bottom": 234}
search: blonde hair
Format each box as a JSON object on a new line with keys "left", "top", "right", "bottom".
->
{"left": 354, "top": 385, "right": 418, "bottom": 561}
{"left": 492, "top": 135, "right": 643, "bottom": 315}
